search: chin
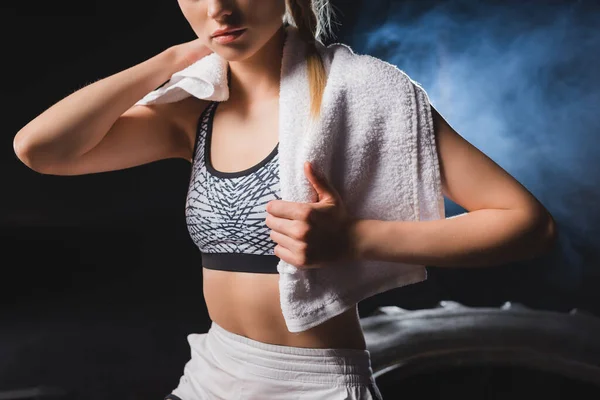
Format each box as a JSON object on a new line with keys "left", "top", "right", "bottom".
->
{"left": 211, "top": 47, "right": 256, "bottom": 63}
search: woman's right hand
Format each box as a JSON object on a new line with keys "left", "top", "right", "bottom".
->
{"left": 172, "top": 38, "right": 215, "bottom": 71}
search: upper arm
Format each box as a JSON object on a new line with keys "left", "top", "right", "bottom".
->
{"left": 32, "top": 101, "right": 201, "bottom": 176}
{"left": 431, "top": 105, "right": 554, "bottom": 226}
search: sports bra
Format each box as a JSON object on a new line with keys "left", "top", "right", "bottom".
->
{"left": 185, "top": 101, "right": 281, "bottom": 274}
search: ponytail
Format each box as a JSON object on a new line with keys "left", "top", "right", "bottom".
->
{"left": 283, "top": 0, "right": 338, "bottom": 120}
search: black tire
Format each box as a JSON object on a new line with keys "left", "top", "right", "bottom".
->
{"left": 360, "top": 301, "right": 600, "bottom": 386}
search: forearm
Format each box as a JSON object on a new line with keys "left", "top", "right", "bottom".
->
{"left": 352, "top": 208, "right": 557, "bottom": 268}
{"left": 13, "top": 47, "right": 181, "bottom": 168}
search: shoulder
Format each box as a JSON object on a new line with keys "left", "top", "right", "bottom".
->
{"left": 322, "top": 42, "right": 422, "bottom": 96}
{"left": 320, "top": 42, "right": 433, "bottom": 128}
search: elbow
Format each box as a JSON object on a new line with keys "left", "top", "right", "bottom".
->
{"left": 534, "top": 211, "right": 559, "bottom": 257}
{"left": 545, "top": 213, "right": 559, "bottom": 251}
{"left": 13, "top": 134, "right": 33, "bottom": 169}
{"left": 13, "top": 132, "right": 50, "bottom": 174}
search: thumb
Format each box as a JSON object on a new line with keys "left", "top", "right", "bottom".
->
{"left": 304, "top": 162, "right": 338, "bottom": 203}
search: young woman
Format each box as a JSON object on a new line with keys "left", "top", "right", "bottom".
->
{"left": 13, "top": 0, "right": 557, "bottom": 399}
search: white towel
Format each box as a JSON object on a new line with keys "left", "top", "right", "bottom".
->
{"left": 136, "top": 25, "right": 445, "bottom": 333}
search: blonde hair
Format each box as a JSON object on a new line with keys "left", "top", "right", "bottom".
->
{"left": 283, "top": 0, "right": 339, "bottom": 120}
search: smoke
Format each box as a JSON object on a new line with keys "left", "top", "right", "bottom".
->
{"left": 348, "top": 0, "right": 600, "bottom": 291}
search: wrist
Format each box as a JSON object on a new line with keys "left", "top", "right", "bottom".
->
{"left": 349, "top": 219, "right": 374, "bottom": 261}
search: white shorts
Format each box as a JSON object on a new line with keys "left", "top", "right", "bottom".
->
{"left": 164, "top": 321, "right": 384, "bottom": 400}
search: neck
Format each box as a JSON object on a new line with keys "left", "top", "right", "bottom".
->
{"left": 226, "top": 25, "right": 286, "bottom": 109}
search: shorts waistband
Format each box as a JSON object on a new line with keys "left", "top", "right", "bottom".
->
{"left": 205, "top": 321, "right": 374, "bottom": 386}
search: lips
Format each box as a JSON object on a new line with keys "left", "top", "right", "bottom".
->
{"left": 212, "top": 29, "right": 246, "bottom": 44}
{"left": 212, "top": 28, "right": 245, "bottom": 38}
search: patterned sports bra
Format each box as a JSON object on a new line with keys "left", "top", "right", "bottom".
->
{"left": 185, "top": 101, "right": 281, "bottom": 274}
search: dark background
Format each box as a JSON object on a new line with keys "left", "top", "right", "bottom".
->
{"left": 1, "top": 0, "right": 599, "bottom": 398}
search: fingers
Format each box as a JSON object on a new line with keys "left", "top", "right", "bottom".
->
{"left": 266, "top": 213, "right": 311, "bottom": 241}
{"left": 267, "top": 200, "right": 314, "bottom": 221}
{"left": 270, "top": 230, "right": 305, "bottom": 253}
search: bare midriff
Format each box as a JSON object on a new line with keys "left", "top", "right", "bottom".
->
{"left": 202, "top": 267, "right": 367, "bottom": 350}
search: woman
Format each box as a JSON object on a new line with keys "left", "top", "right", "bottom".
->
{"left": 13, "top": 0, "right": 557, "bottom": 399}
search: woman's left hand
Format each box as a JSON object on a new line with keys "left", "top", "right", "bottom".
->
{"left": 265, "top": 161, "right": 358, "bottom": 269}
